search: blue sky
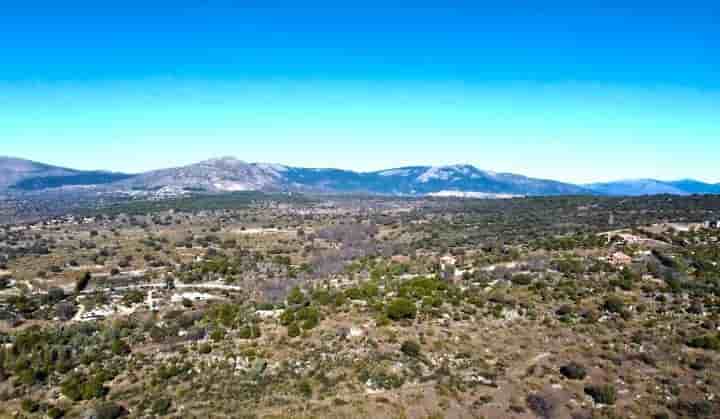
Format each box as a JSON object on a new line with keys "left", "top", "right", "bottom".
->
{"left": 1, "top": 1, "right": 719, "bottom": 183}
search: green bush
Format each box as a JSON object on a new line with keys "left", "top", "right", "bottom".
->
{"left": 400, "top": 340, "right": 421, "bottom": 357}
{"left": 111, "top": 338, "right": 131, "bottom": 355}
{"left": 511, "top": 274, "right": 533, "bottom": 286}
{"left": 584, "top": 384, "right": 617, "bottom": 405}
{"left": 297, "top": 306, "right": 320, "bottom": 330}
{"left": 210, "top": 328, "right": 226, "bottom": 341}
{"left": 297, "top": 379, "right": 313, "bottom": 398}
{"left": 94, "top": 402, "right": 127, "bottom": 419}
{"left": 311, "top": 289, "right": 332, "bottom": 305}
{"left": 60, "top": 374, "right": 108, "bottom": 402}
{"left": 81, "top": 376, "right": 109, "bottom": 400}
{"left": 287, "top": 323, "right": 301, "bottom": 338}
{"left": 360, "top": 368, "right": 405, "bottom": 390}
{"left": 687, "top": 334, "right": 720, "bottom": 351}
{"left": 47, "top": 406, "right": 65, "bottom": 419}
{"left": 280, "top": 309, "right": 295, "bottom": 326}
{"left": 122, "top": 290, "right": 144, "bottom": 305}
{"left": 21, "top": 399, "right": 39, "bottom": 413}
{"left": 238, "top": 324, "right": 262, "bottom": 339}
{"left": 287, "top": 286, "right": 305, "bottom": 305}
{"left": 152, "top": 398, "right": 172, "bottom": 415}
{"left": 602, "top": 296, "right": 625, "bottom": 314}
{"left": 387, "top": 298, "right": 417, "bottom": 321}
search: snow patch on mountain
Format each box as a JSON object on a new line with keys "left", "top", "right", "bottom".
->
{"left": 378, "top": 169, "right": 412, "bottom": 177}
{"left": 428, "top": 190, "right": 522, "bottom": 199}
{"left": 254, "top": 163, "right": 288, "bottom": 174}
{"left": 418, "top": 166, "right": 454, "bottom": 183}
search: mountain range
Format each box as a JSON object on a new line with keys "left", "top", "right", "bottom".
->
{"left": 1, "top": 156, "right": 718, "bottom": 198}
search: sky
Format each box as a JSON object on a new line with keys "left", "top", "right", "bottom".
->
{"left": 1, "top": 1, "right": 719, "bottom": 183}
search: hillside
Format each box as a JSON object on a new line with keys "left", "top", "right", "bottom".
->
{"left": 0, "top": 157, "right": 133, "bottom": 191}
{"left": 114, "top": 158, "right": 590, "bottom": 196}
{"left": 2, "top": 156, "right": 719, "bottom": 197}
{"left": 586, "top": 179, "right": 720, "bottom": 196}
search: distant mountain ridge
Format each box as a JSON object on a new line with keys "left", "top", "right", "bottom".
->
{"left": 0, "top": 156, "right": 718, "bottom": 197}
{"left": 0, "top": 156, "right": 131, "bottom": 191}
{"left": 119, "top": 158, "right": 589, "bottom": 196}
{"left": 585, "top": 179, "right": 720, "bottom": 196}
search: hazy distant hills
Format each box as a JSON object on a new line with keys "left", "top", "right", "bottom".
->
{"left": 585, "top": 179, "right": 720, "bottom": 196}
{"left": 1, "top": 156, "right": 718, "bottom": 197}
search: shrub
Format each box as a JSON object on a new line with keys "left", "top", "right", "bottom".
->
{"left": 559, "top": 362, "right": 587, "bottom": 380}
{"left": 111, "top": 338, "right": 131, "bottom": 355}
{"left": 75, "top": 272, "right": 91, "bottom": 293}
{"left": 46, "top": 287, "right": 66, "bottom": 303}
{"left": 361, "top": 368, "right": 405, "bottom": 390}
{"left": 584, "top": 384, "right": 617, "bottom": 405}
{"left": 687, "top": 334, "right": 720, "bottom": 351}
{"left": 387, "top": 298, "right": 417, "bottom": 321}
{"left": 287, "top": 286, "right": 305, "bottom": 305}
{"left": 287, "top": 323, "right": 301, "bottom": 338}
{"left": 61, "top": 374, "right": 108, "bottom": 402}
{"left": 556, "top": 305, "right": 574, "bottom": 317}
{"left": 603, "top": 296, "right": 625, "bottom": 314}
{"left": 210, "top": 328, "right": 226, "bottom": 341}
{"left": 280, "top": 309, "right": 295, "bottom": 326}
{"left": 511, "top": 274, "right": 533, "bottom": 286}
{"left": 56, "top": 302, "right": 78, "bottom": 321}
{"left": 60, "top": 375, "right": 84, "bottom": 401}
{"left": 297, "top": 306, "right": 320, "bottom": 330}
{"left": 297, "top": 379, "right": 313, "bottom": 398}
{"left": 47, "top": 406, "right": 64, "bottom": 419}
{"left": 81, "top": 376, "right": 109, "bottom": 400}
{"left": 152, "top": 398, "right": 172, "bottom": 415}
{"left": 93, "top": 402, "right": 127, "bottom": 419}
{"left": 526, "top": 394, "right": 555, "bottom": 419}
{"left": 256, "top": 302, "right": 275, "bottom": 311}
{"left": 400, "top": 340, "right": 421, "bottom": 357}
{"left": 238, "top": 324, "right": 262, "bottom": 339}
{"left": 122, "top": 290, "right": 144, "bottom": 305}
{"left": 673, "top": 399, "right": 715, "bottom": 417}
{"left": 21, "top": 399, "right": 40, "bottom": 413}
{"left": 311, "top": 289, "right": 332, "bottom": 305}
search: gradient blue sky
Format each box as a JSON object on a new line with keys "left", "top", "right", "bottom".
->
{"left": 2, "top": 1, "right": 719, "bottom": 183}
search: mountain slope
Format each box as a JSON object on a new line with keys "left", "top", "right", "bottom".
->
{"left": 586, "top": 179, "right": 720, "bottom": 196}
{"left": 0, "top": 157, "right": 77, "bottom": 190}
{"left": 363, "top": 165, "right": 589, "bottom": 196}
{"left": 3, "top": 156, "right": 719, "bottom": 197}
{"left": 666, "top": 180, "right": 720, "bottom": 195}
{"left": 0, "top": 157, "right": 134, "bottom": 191}
{"left": 118, "top": 159, "right": 590, "bottom": 196}
{"left": 118, "top": 157, "right": 287, "bottom": 192}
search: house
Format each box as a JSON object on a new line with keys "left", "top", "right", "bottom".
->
{"left": 391, "top": 255, "right": 411, "bottom": 264}
{"left": 609, "top": 252, "right": 632, "bottom": 266}
{"left": 440, "top": 255, "right": 457, "bottom": 269}
{"left": 439, "top": 255, "right": 458, "bottom": 281}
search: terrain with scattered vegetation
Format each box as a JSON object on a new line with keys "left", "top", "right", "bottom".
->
{"left": 1, "top": 193, "right": 720, "bottom": 418}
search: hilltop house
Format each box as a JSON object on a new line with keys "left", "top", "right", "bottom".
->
{"left": 609, "top": 251, "right": 632, "bottom": 266}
